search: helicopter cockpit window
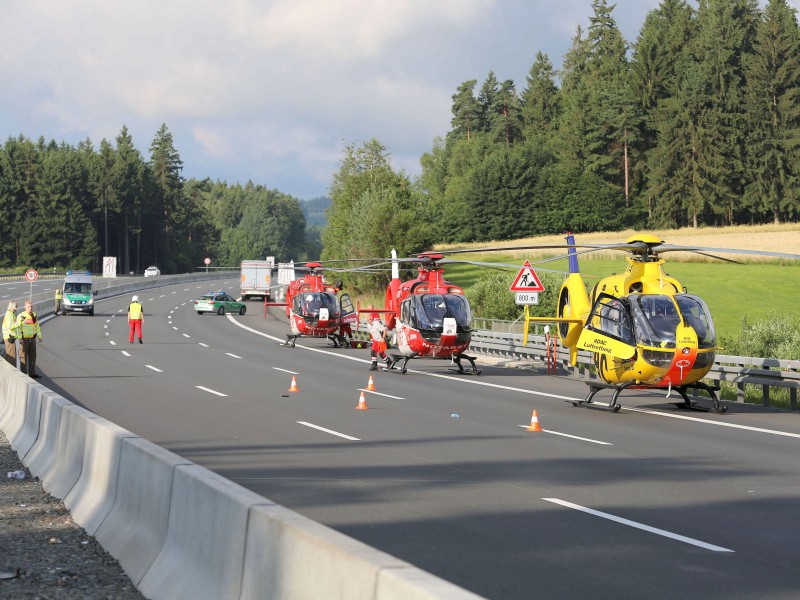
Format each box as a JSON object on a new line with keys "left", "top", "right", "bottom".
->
{"left": 631, "top": 294, "right": 681, "bottom": 348}
{"left": 675, "top": 294, "right": 716, "bottom": 348}
{"left": 293, "top": 292, "right": 339, "bottom": 318}
{"left": 413, "top": 294, "right": 472, "bottom": 331}
{"left": 587, "top": 294, "right": 634, "bottom": 344}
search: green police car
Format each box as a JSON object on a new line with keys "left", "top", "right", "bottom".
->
{"left": 193, "top": 291, "right": 247, "bottom": 315}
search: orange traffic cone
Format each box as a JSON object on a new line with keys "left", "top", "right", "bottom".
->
{"left": 288, "top": 376, "right": 299, "bottom": 393}
{"left": 355, "top": 391, "right": 369, "bottom": 410}
{"left": 526, "top": 409, "right": 542, "bottom": 432}
{"left": 366, "top": 375, "right": 376, "bottom": 391}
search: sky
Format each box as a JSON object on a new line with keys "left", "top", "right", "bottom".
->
{"left": 1, "top": 1, "right": 794, "bottom": 201}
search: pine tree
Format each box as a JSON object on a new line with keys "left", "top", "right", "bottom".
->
{"left": 520, "top": 51, "right": 561, "bottom": 143}
{"left": 744, "top": 0, "right": 800, "bottom": 223}
{"left": 450, "top": 80, "right": 480, "bottom": 140}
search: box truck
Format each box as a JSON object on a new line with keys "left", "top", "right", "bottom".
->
{"left": 240, "top": 258, "right": 274, "bottom": 301}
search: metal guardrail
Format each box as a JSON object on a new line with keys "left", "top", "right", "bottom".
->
{"left": 468, "top": 328, "right": 800, "bottom": 411}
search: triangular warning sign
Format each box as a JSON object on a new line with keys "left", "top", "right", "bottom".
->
{"left": 509, "top": 260, "right": 545, "bottom": 292}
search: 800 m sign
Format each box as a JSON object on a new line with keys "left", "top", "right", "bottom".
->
{"left": 515, "top": 292, "right": 539, "bottom": 305}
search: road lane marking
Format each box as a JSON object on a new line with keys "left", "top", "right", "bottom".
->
{"left": 182, "top": 333, "right": 190, "bottom": 338}
{"left": 199, "top": 342, "right": 209, "bottom": 347}
{"left": 542, "top": 498, "right": 734, "bottom": 552}
{"left": 121, "top": 351, "right": 131, "bottom": 357}
{"left": 297, "top": 421, "right": 360, "bottom": 441}
{"left": 517, "top": 426, "right": 612, "bottom": 445}
{"left": 273, "top": 367, "right": 300, "bottom": 375}
{"left": 172, "top": 326, "right": 178, "bottom": 330}
{"left": 146, "top": 365, "right": 163, "bottom": 372}
{"left": 359, "top": 389, "right": 404, "bottom": 400}
{"left": 110, "top": 341, "right": 116, "bottom": 346}
{"left": 197, "top": 385, "right": 227, "bottom": 397}
{"left": 226, "top": 352, "right": 242, "bottom": 359}
{"left": 622, "top": 407, "right": 800, "bottom": 439}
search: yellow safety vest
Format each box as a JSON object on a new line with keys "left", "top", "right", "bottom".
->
{"left": 16, "top": 311, "right": 40, "bottom": 339}
{"left": 128, "top": 302, "right": 143, "bottom": 320}
{"left": 55, "top": 289, "right": 62, "bottom": 300}
{"left": 2, "top": 310, "right": 16, "bottom": 340}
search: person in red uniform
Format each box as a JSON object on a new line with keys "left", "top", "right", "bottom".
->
{"left": 128, "top": 295, "right": 144, "bottom": 343}
{"left": 367, "top": 312, "right": 390, "bottom": 371}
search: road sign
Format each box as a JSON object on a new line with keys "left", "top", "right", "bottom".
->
{"left": 204, "top": 257, "right": 211, "bottom": 265}
{"left": 25, "top": 269, "right": 38, "bottom": 282}
{"left": 509, "top": 260, "right": 545, "bottom": 292}
{"left": 515, "top": 292, "right": 539, "bottom": 305}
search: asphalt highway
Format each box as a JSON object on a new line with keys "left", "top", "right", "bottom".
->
{"left": 33, "top": 278, "right": 800, "bottom": 599}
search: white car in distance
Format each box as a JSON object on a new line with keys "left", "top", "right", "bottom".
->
{"left": 144, "top": 266, "right": 160, "bottom": 277}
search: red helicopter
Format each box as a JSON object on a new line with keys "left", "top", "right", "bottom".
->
{"left": 365, "top": 251, "right": 480, "bottom": 374}
{"left": 265, "top": 262, "right": 358, "bottom": 348}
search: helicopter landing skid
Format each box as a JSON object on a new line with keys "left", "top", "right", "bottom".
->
{"left": 569, "top": 381, "right": 635, "bottom": 413}
{"left": 448, "top": 354, "right": 481, "bottom": 375}
{"left": 384, "top": 353, "right": 415, "bottom": 374}
{"left": 670, "top": 382, "right": 727, "bottom": 413}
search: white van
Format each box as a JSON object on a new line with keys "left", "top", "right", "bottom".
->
{"left": 61, "top": 270, "right": 97, "bottom": 315}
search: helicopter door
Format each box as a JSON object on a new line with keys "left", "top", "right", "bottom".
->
{"left": 340, "top": 293, "right": 358, "bottom": 327}
{"left": 577, "top": 293, "right": 636, "bottom": 359}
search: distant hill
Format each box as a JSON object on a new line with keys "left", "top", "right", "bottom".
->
{"left": 302, "top": 196, "right": 330, "bottom": 228}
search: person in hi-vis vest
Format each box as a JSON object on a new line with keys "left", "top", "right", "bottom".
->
{"left": 3, "top": 300, "right": 18, "bottom": 366}
{"left": 16, "top": 300, "right": 42, "bottom": 378}
{"left": 128, "top": 295, "right": 144, "bottom": 343}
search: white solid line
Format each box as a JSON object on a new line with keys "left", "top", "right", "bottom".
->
{"left": 145, "top": 365, "right": 163, "bottom": 372}
{"left": 182, "top": 333, "right": 190, "bottom": 338}
{"left": 359, "top": 389, "right": 405, "bottom": 400}
{"left": 517, "top": 426, "right": 612, "bottom": 445}
{"left": 196, "top": 385, "right": 227, "bottom": 397}
{"left": 226, "top": 352, "right": 242, "bottom": 359}
{"left": 623, "top": 406, "right": 800, "bottom": 439}
{"left": 224, "top": 314, "right": 800, "bottom": 441}
{"left": 199, "top": 342, "right": 209, "bottom": 347}
{"left": 273, "top": 367, "right": 300, "bottom": 375}
{"left": 297, "top": 421, "right": 360, "bottom": 441}
{"left": 121, "top": 351, "right": 131, "bottom": 357}
{"left": 542, "top": 498, "right": 734, "bottom": 552}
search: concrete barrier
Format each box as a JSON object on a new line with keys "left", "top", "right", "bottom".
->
{"left": 38, "top": 403, "right": 99, "bottom": 499}
{"left": 9, "top": 385, "right": 56, "bottom": 458}
{"left": 241, "top": 503, "right": 484, "bottom": 600}
{"left": 64, "top": 417, "right": 139, "bottom": 535}
{"left": 0, "top": 366, "right": 28, "bottom": 432}
{"left": 94, "top": 436, "right": 193, "bottom": 585}
{"left": 22, "top": 393, "right": 73, "bottom": 478}
{"left": 138, "top": 464, "right": 273, "bottom": 600}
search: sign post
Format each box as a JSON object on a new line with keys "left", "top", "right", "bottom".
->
{"left": 510, "top": 260, "right": 545, "bottom": 305}
{"left": 25, "top": 268, "right": 38, "bottom": 301}
{"left": 204, "top": 257, "right": 211, "bottom": 274}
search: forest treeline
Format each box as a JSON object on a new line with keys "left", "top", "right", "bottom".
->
{"left": 326, "top": 0, "right": 800, "bottom": 267}
{"left": 0, "top": 125, "right": 310, "bottom": 273}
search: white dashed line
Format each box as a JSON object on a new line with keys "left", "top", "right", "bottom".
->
{"left": 542, "top": 498, "right": 734, "bottom": 552}
{"left": 110, "top": 341, "right": 116, "bottom": 346}
{"left": 516, "top": 426, "right": 613, "bottom": 445}
{"left": 145, "top": 365, "right": 163, "bottom": 372}
{"left": 121, "top": 351, "right": 131, "bottom": 357}
{"left": 297, "top": 421, "right": 360, "bottom": 441}
{"left": 182, "top": 333, "right": 190, "bottom": 338}
{"left": 196, "top": 385, "right": 227, "bottom": 397}
{"left": 273, "top": 367, "right": 300, "bottom": 375}
{"left": 359, "top": 389, "right": 405, "bottom": 400}
{"left": 199, "top": 342, "right": 209, "bottom": 348}
{"left": 226, "top": 352, "right": 242, "bottom": 359}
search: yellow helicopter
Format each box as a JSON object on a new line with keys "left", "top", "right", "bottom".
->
{"left": 449, "top": 233, "right": 800, "bottom": 413}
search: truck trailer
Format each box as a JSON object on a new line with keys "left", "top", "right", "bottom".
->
{"left": 240, "top": 259, "right": 274, "bottom": 301}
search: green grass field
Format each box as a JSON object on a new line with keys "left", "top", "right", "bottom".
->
{"left": 441, "top": 255, "right": 800, "bottom": 342}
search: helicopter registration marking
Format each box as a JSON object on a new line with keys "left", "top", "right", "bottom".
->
{"left": 542, "top": 498, "right": 734, "bottom": 552}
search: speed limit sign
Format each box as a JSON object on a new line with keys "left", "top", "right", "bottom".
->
{"left": 204, "top": 258, "right": 211, "bottom": 265}
{"left": 24, "top": 269, "right": 38, "bottom": 282}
